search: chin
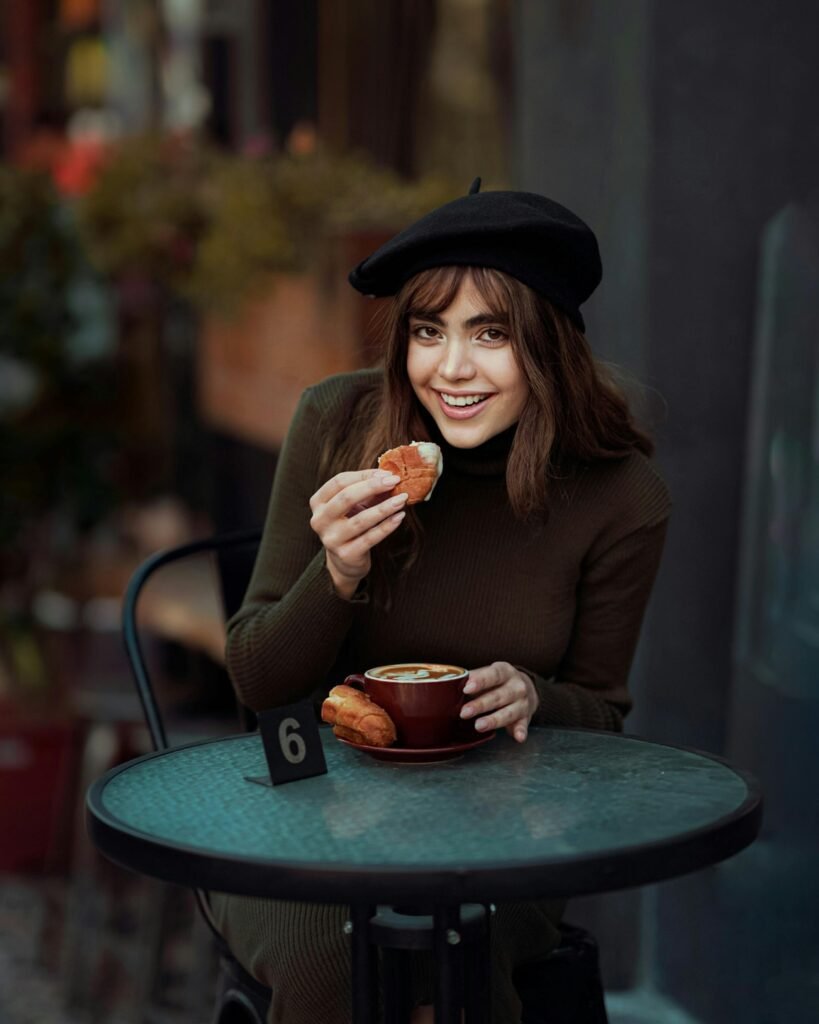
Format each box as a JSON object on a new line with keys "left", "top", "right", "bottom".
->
{"left": 433, "top": 417, "right": 497, "bottom": 449}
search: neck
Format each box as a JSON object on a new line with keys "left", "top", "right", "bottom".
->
{"left": 419, "top": 408, "right": 516, "bottom": 477}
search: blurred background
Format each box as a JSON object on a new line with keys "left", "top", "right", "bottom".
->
{"left": 0, "top": 1, "right": 817, "bottom": 1022}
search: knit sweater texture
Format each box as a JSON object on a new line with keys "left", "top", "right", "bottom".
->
{"left": 216, "top": 368, "right": 671, "bottom": 1024}
{"left": 226, "top": 368, "right": 671, "bottom": 733}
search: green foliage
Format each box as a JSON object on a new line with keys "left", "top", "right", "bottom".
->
{"left": 0, "top": 168, "right": 79, "bottom": 370}
{"left": 180, "top": 153, "right": 297, "bottom": 312}
{"left": 77, "top": 136, "right": 460, "bottom": 313}
{"left": 267, "top": 148, "right": 458, "bottom": 271}
{"left": 77, "top": 133, "right": 215, "bottom": 293}
{"left": 0, "top": 167, "right": 120, "bottom": 551}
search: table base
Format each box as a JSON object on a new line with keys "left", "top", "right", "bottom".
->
{"left": 350, "top": 904, "right": 492, "bottom": 1024}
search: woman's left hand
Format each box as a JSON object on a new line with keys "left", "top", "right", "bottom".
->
{"left": 460, "top": 662, "right": 540, "bottom": 743}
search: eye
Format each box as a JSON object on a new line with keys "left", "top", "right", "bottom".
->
{"left": 411, "top": 324, "right": 442, "bottom": 343}
{"left": 478, "top": 327, "right": 509, "bottom": 346}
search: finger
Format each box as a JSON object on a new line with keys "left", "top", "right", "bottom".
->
{"left": 323, "top": 492, "right": 408, "bottom": 549}
{"left": 346, "top": 491, "right": 409, "bottom": 529}
{"left": 460, "top": 684, "right": 505, "bottom": 716}
{"left": 473, "top": 700, "right": 528, "bottom": 733}
{"left": 310, "top": 470, "right": 393, "bottom": 512}
{"left": 461, "top": 674, "right": 527, "bottom": 718}
{"left": 335, "top": 509, "right": 407, "bottom": 561}
{"left": 346, "top": 490, "right": 395, "bottom": 517}
{"left": 508, "top": 718, "right": 529, "bottom": 743}
{"left": 322, "top": 473, "right": 401, "bottom": 523}
{"left": 462, "top": 661, "right": 509, "bottom": 695}
{"left": 310, "top": 470, "right": 377, "bottom": 511}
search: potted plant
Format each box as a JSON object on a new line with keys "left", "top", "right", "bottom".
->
{"left": 76, "top": 130, "right": 459, "bottom": 449}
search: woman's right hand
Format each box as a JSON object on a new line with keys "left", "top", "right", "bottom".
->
{"left": 309, "top": 470, "right": 408, "bottom": 598}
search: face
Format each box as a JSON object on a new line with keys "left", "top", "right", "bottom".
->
{"left": 406, "top": 278, "right": 529, "bottom": 448}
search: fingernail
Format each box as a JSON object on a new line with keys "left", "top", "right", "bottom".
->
{"left": 475, "top": 720, "right": 487, "bottom": 731}
{"left": 460, "top": 705, "right": 473, "bottom": 718}
{"left": 380, "top": 472, "right": 400, "bottom": 484}
{"left": 463, "top": 681, "right": 475, "bottom": 693}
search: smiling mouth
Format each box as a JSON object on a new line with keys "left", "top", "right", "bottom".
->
{"left": 434, "top": 391, "right": 496, "bottom": 419}
{"left": 438, "top": 392, "right": 493, "bottom": 408}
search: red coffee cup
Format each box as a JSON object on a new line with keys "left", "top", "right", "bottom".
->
{"left": 344, "top": 663, "right": 473, "bottom": 748}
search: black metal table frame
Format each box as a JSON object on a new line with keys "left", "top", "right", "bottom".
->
{"left": 349, "top": 902, "right": 492, "bottom": 1024}
{"left": 86, "top": 731, "right": 763, "bottom": 1024}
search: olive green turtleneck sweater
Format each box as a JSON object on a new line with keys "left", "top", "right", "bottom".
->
{"left": 226, "top": 369, "right": 671, "bottom": 733}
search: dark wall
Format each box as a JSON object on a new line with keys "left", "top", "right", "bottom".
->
{"left": 640, "top": 7, "right": 819, "bottom": 1021}
{"left": 516, "top": 1, "right": 819, "bottom": 1020}
{"left": 642, "top": 0, "right": 819, "bottom": 754}
{"left": 514, "top": 0, "right": 651, "bottom": 993}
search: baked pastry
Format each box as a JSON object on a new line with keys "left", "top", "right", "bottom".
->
{"left": 321, "top": 684, "right": 397, "bottom": 748}
{"left": 377, "top": 442, "right": 443, "bottom": 505}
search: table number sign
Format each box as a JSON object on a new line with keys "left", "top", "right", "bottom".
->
{"left": 246, "top": 701, "right": 327, "bottom": 786}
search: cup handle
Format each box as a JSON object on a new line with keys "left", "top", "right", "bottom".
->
{"left": 343, "top": 674, "right": 366, "bottom": 691}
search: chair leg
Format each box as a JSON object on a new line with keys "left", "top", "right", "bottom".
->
{"left": 128, "top": 877, "right": 174, "bottom": 1023}
{"left": 59, "top": 722, "right": 118, "bottom": 1012}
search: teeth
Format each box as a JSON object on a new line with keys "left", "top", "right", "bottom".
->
{"left": 441, "top": 393, "right": 489, "bottom": 407}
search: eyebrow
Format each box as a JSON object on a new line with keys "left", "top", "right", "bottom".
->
{"left": 408, "top": 310, "right": 509, "bottom": 328}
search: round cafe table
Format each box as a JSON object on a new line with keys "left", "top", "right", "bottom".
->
{"left": 86, "top": 726, "right": 762, "bottom": 1023}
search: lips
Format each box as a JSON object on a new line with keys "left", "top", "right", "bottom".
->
{"left": 435, "top": 391, "right": 497, "bottom": 420}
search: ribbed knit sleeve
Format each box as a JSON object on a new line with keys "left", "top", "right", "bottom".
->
{"left": 225, "top": 381, "right": 367, "bottom": 711}
{"left": 526, "top": 453, "right": 671, "bottom": 731}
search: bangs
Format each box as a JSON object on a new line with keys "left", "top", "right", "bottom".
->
{"left": 402, "top": 265, "right": 513, "bottom": 323}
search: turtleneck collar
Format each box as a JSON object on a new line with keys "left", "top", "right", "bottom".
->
{"left": 419, "top": 407, "right": 516, "bottom": 477}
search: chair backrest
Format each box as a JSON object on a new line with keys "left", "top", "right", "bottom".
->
{"left": 122, "top": 528, "right": 262, "bottom": 751}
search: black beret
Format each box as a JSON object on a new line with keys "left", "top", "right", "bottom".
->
{"left": 348, "top": 179, "right": 602, "bottom": 331}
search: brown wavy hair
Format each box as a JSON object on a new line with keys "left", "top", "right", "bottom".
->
{"left": 321, "top": 265, "right": 654, "bottom": 521}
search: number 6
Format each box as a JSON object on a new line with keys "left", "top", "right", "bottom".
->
{"left": 278, "top": 718, "right": 307, "bottom": 764}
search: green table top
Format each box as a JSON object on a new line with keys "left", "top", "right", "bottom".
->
{"left": 86, "top": 727, "right": 761, "bottom": 904}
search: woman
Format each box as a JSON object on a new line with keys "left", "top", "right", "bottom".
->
{"left": 212, "top": 181, "right": 671, "bottom": 1023}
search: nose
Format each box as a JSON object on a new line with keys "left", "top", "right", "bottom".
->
{"left": 437, "top": 338, "right": 476, "bottom": 381}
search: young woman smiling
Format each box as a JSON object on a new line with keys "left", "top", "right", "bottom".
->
{"left": 212, "top": 181, "right": 671, "bottom": 1023}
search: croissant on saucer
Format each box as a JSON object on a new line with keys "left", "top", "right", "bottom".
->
{"left": 377, "top": 442, "right": 442, "bottom": 505}
{"left": 321, "top": 684, "right": 397, "bottom": 748}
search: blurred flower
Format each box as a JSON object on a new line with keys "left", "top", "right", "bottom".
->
{"left": 286, "top": 120, "right": 318, "bottom": 157}
{"left": 53, "top": 137, "right": 109, "bottom": 196}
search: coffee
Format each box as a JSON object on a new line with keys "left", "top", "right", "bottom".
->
{"left": 345, "top": 663, "right": 472, "bottom": 747}
{"left": 371, "top": 663, "right": 465, "bottom": 683}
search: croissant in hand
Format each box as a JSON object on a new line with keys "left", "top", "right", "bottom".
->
{"left": 321, "top": 684, "right": 397, "bottom": 748}
{"left": 377, "top": 442, "right": 442, "bottom": 505}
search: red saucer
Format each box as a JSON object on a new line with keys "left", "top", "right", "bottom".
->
{"left": 335, "top": 731, "right": 496, "bottom": 763}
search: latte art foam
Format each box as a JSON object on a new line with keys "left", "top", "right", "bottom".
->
{"left": 372, "top": 664, "right": 465, "bottom": 682}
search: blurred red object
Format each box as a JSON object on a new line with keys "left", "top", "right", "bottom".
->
{"left": 53, "top": 138, "right": 109, "bottom": 196}
{"left": 15, "top": 128, "right": 69, "bottom": 177}
{"left": 59, "top": 0, "right": 101, "bottom": 30}
{"left": 0, "top": 705, "right": 81, "bottom": 874}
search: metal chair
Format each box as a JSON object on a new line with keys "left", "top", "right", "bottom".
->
{"left": 122, "top": 528, "right": 270, "bottom": 1024}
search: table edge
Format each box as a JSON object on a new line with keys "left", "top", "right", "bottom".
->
{"left": 85, "top": 729, "right": 763, "bottom": 904}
